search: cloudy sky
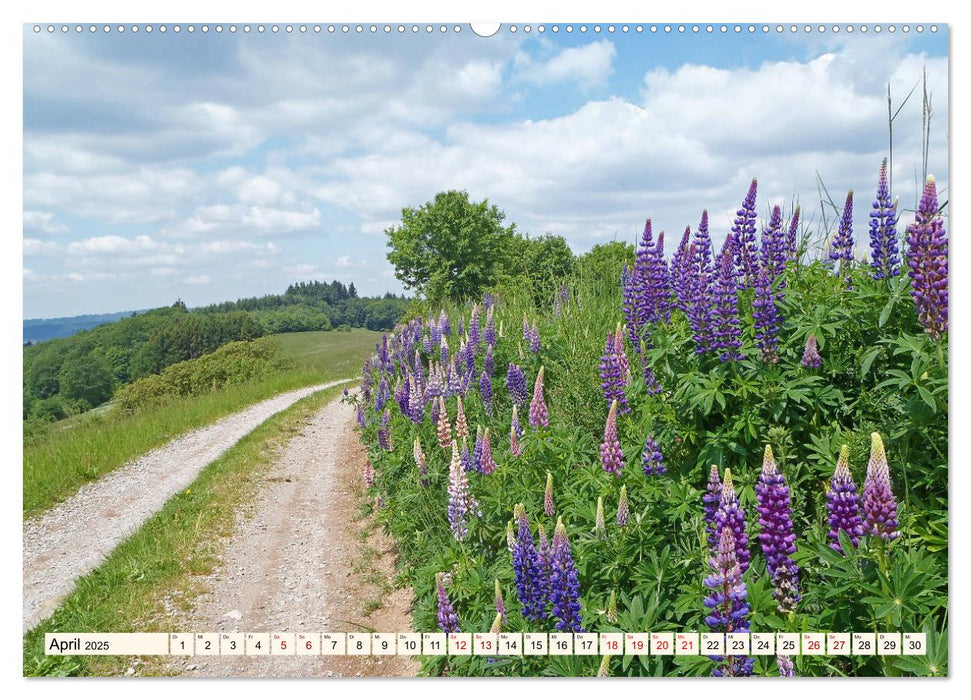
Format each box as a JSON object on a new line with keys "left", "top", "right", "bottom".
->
{"left": 22, "top": 24, "right": 948, "bottom": 319}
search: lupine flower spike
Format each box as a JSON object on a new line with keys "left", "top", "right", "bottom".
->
{"left": 549, "top": 517, "right": 584, "bottom": 632}
{"left": 869, "top": 158, "right": 901, "bottom": 280}
{"left": 479, "top": 428, "right": 497, "bottom": 475}
{"left": 830, "top": 190, "right": 855, "bottom": 286}
{"left": 597, "top": 655, "right": 612, "bottom": 677}
{"left": 506, "top": 520, "right": 516, "bottom": 553}
{"left": 906, "top": 175, "right": 948, "bottom": 340}
{"left": 713, "top": 469, "right": 750, "bottom": 573}
{"left": 363, "top": 459, "right": 374, "bottom": 489}
{"left": 436, "top": 397, "right": 452, "bottom": 449}
{"left": 616, "top": 484, "right": 630, "bottom": 527}
{"left": 447, "top": 442, "right": 470, "bottom": 541}
{"left": 479, "top": 370, "right": 494, "bottom": 417}
{"left": 642, "top": 434, "right": 666, "bottom": 476}
{"left": 460, "top": 436, "right": 474, "bottom": 473}
{"left": 509, "top": 404, "right": 522, "bottom": 458}
{"left": 507, "top": 362, "right": 528, "bottom": 407}
{"left": 413, "top": 437, "right": 428, "bottom": 487}
{"left": 827, "top": 445, "right": 865, "bottom": 552}
{"left": 455, "top": 396, "right": 469, "bottom": 440}
{"left": 703, "top": 465, "right": 723, "bottom": 548}
{"left": 862, "top": 432, "right": 900, "bottom": 540}
{"left": 489, "top": 612, "right": 503, "bottom": 635}
{"left": 436, "top": 572, "right": 460, "bottom": 633}
{"left": 595, "top": 496, "right": 607, "bottom": 539}
{"left": 544, "top": 471, "right": 555, "bottom": 517}
{"left": 755, "top": 445, "right": 800, "bottom": 612}
{"left": 529, "top": 366, "right": 549, "bottom": 428}
{"left": 606, "top": 590, "right": 618, "bottom": 623}
{"left": 512, "top": 504, "right": 547, "bottom": 621}
{"left": 600, "top": 399, "right": 625, "bottom": 475}
{"left": 801, "top": 333, "right": 822, "bottom": 369}
{"left": 703, "top": 527, "right": 754, "bottom": 677}
{"left": 495, "top": 579, "right": 506, "bottom": 623}
{"left": 777, "top": 655, "right": 796, "bottom": 677}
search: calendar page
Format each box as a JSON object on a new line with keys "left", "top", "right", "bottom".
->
{"left": 21, "top": 8, "right": 949, "bottom": 682}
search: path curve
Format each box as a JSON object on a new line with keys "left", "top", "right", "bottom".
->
{"left": 23, "top": 379, "right": 354, "bottom": 633}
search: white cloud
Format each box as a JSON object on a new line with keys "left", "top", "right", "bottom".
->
{"left": 515, "top": 40, "right": 616, "bottom": 90}
{"left": 24, "top": 210, "right": 70, "bottom": 235}
{"left": 183, "top": 275, "right": 211, "bottom": 285}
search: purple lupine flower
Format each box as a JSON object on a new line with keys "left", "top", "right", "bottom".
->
{"left": 613, "top": 324, "right": 630, "bottom": 383}
{"left": 436, "top": 396, "right": 452, "bottom": 449}
{"left": 712, "top": 469, "right": 750, "bottom": 574}
{"left": 529, "top": 321, "right": 541, "bottom": 354}
{"left": 544, "top": 471, "right": 555, "bottom": 517}
{"left": 801, "top": 333, "right": 822, "bottom": 369}
{"left": 430, "top": 391, "right": 440, "bottom": 427}
{"left": 509, "top": 416, "right": 522, "bottom": 458}
{"left": 759, "top": 204, "right": 787, "bottom": 287}
{"left": 703, "top": 526, "right": 754, "bottom": 677}
{"left": 830, "top": 191, "right": 855, "bottom": 285}
{"left": 484, "top": 342, "right": 495, "bottom": 377}
{"left": 447, "top": 442, "right": 470, "bottom": 541}
{"left": 430, "top": 318, "right": 442, "bottom": 352}
{"left": 378, "top": 409, "right": 392, "bottom": 450}
{"left": 688, "top": 211, "right": 715, "bottom": 354}
{"left": 785, "top": 206, "right": 801, "bottom": 264}
{"left": 507, "top": 362, "right": 528, "bottom": 408}
{"left": 356, "top": 403, "right": 366, "bottom": 429}
{"left": 704, "top": 465, "right": 723, "bottom": 548}
{"left": 484, "top": 307, "right": 496, "bottom": 347}
{"left": 436, "top": 572, "right": 460, "bottom": 633}
{"left": 522, "top": 312, "right": 531, "bottom": 344}
{"left": 495, "top": 579, "right": 506, "bottom": 623}
{"left": 529, "top": 367, "right": 549, "bottom": 428}
{"left": 616, "top": 485, "right": 630, "bottom": 527}
{"left": 473, "top": 425, "right": 484, "bottom": 473}
{"left": 480, "top": 428, "right": 497, "bottom": 475}
{"left": 862, "top": 432, "right": 900, "bottom": 540}
{"left": 906, "top": 175, "right": 948, "bottom": 340}
{"left": 711, "top": 248, "right": 744, "bottom": 362}
{"left": 600, "top": 400, "right": 624, "bottom": 476}
{"left": 869, "top": 159, "right": 901, "bottom": 280}
{"left": 440, "top": 335, "right": 449, "bottom": 366}
{"left": 642, "top": 434, "right": 666, "bottom": 476}
{"left": 460, "top": 436, "right": 474, "bottom": 473}
{"left": 469, "top": 304, "right": 481, "bottom": 349}
{"left": 393, "top": 377, "right": 408, "bottom": 415}
{"left": 512, "top": 503, "right": 548, "bottom": 622}
{"left": 448, "top": 356, "right": 463, "bottom": 396}
{"left": 549, "top": 517, "right": 584, "bottom": 632}
{"left": 363, "top": 459, "right": 374, "bottom": 488}
{"left": 624, "top": 219, "right": 655, "bottom": 345}
{"left": 671, "top": 226, "right": 693, "bottom": 311}
{"left": 753, "top": 266, "right": 782, "bottom": 363}
{"left": 537, "top": 523, "right": 552, "bottom": 604}
{"left": 755, "top": 445, "right": 801, "bottom": 612}
{"left": 827, "top": 445, "right": 865, "bottom": 552}
{"left": 777, "top": 655, "right": 796, "bottom": 677}
{"left": 480, "top": 370, "right": 494, "bottom": 417}
{"left": 407, "top": 376, "right": 425, "bottom": 424}
{"left": 732, "top": 179, "right": 760, "bottom": 289}
{"left": 439, "top": 308, "right": 451, "bottom": 337}
{"left": 599, "top": 330, "right": 630, "bottom": 413}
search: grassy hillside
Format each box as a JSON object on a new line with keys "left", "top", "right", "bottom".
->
{"left": 23, "top": 330, "right": 379, "bottom": 519}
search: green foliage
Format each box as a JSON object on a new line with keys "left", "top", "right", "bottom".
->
{"left": 498, "top": 233, "right": 577, "bottom": 306}
{"left": 386, "top": 190, "right": 517, "bottom": 304}
{"left": 58, "top": 351, "right": 115, "bottom": 410}
{"left": 359, "top": 251, "right": 946, "bottom": 677}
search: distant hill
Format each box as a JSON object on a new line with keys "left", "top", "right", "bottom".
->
{"left": 23, "top": 310, "right": 151, "bottom": 344}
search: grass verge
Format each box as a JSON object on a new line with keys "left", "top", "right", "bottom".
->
{"left": 23, "top": 384, "right": 347, "bottom": 677}
{"left": 24, "top": 329, "right": 378, "bottom": 518}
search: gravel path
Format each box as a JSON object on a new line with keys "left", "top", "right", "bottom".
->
{"left": 163, "top": 394, "right": 417, "bottom": 678}
{"left": 22, "top": 379, "right": 353, "bottom": 634}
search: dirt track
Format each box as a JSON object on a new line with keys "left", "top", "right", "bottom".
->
{"left": 160, "top": 393, "right": 418, "bottom": 678}
{"left": 23, "top": 380, "right": 353, "bottom": 634}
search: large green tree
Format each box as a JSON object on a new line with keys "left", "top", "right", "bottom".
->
{"left": 385, "top": 190, "right": 516, "bottom": 304}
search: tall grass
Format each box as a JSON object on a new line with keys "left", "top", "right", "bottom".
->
{"left": 23, "top": 330, "right": 379, "bottom": 518}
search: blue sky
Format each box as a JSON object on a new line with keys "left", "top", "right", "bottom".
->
{"left": 22, "top": 24, "right": 948, "bottom": 318}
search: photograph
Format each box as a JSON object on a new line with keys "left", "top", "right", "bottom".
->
{"left": 21, "top": 18, "right": 948, "bottom": 678}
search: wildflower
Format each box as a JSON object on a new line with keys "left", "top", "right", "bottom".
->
{"left": 759, "top": 204, "right": 787, "bottom": 285}
{"left": 595, "top": 496, "right": 607, "bottom": 539}
{"left": 522, "top": 312, "right": 531, "bottom": 344}
{"left": 549, "top": 517, "right": 584, "bottom": 632}
{"left": 455, "top": 396, "right": 469, "bottom": 440}
{"left": 625, "top": 219, "right": 671, "bottom": 343}
{"left": 732, "top": 179, "right": 760, "bottom": 288}
{"left": 537, "top": 523, "right": 552, "bottom": 603}
{"left": 510, "top": 404, "right": 522, "bottom": 458}
{"left": 869, "top": 159, "right": 901, "bottom": 279}
{"left": 480, "top": 428, "right": 497, "bottom": 475}
{"left": 480, "top": 370, "right": 494, "bottom": 417}
{"left": 507, "top": 362, "right": 528, "bottom": 408}
{"left": 440, "top": 335, "right": 449, "bottom": 366}
{"left": 495, "top": 579, "right": 506, "bottom": 623}
{"left": 529, "top": 366, "right": 549, "bottom": 428}
{"left": 827, "top": 445, "right": 865, "bottom": 552}
{"left": 473, "top": 425, "right": 484, "bottom": 472}
{"left": 436, "top": 572, "right": 460, "bottom": 633}
{"left": 599, "top": 330, "right": 630, "bottom": 413}
{"left": 862, "top": 433, "right": 900, "bottom": 540}
{"left": 688, "top": 211, "right": 715, "bottom": 354}
{"left": 544, "top": 471, "right": 555, "bottom": 517}
{"left": 436, "top": 397, "right": 452, "bottom": 449}
{"left": 753, "top": 266, "right": 782, "bottom": 363}
{"left": 597, "top": 655, "right": 612, "bottom": 677}
{"left": 617, "top": 484, "right": 630, "bottom": 527}
{"left": 712, "top": 469, "right": 750, "bottom": 573}
{"left": 484, "top": 343, "right": 495, "bottom": 378}
{"left": 755, "top": 445, "right": 800, "bottom": 612}
{"left": 906, "top": 175, "right": 948, "bottom": 340}
{"left": 703, "top": 465, "right": 723, "bottom": 547}
{"left": 830, "top": 190, "right": 855, "bottom": 285}
{"left": 469, "top": 304, "right": 481, "bottom": 349}
{"left": 484, "top": 307, "right": 496, "bottom": 347}
{"left": 530, "top": 321, "right": 542, "bottom": 354}
{"left": 377, "top": 408, "right": 392, "bottom": 450}
{"left": 777, "top": 655, "right": 796, "bottom": 677}
{"left": 363, "top": 459, "right": 374, "bottom": 488}
{"left": 447, "top": 442, "right": 471, "bottom": 541}
{"left": 672, "top": 226, "right": 693, "bottom": 311}
{"left": 356, "top": 403, "right": 366, "bottom": 429}
{"left": 800, "top": 333, "right": 822, "bottom": 369}
{"left": 642, "top": 434, "right": 666, "bottom": 476}
{"left": 512, "top": 504, "right": 547, "bottom": 622}
{"left": 606, "top": 590, "right": 618, "bottom": 623}
{"left": 439, "top": 308, "right": 450, "bottom": 337}
{"left": 703, "top": 527, "right": 754, "bottom": 677}
{"left": 600, "top": 400, "right": 625, "bottom": 475}
{"left": 785, "top": 206, "right": 801, "bottom": 264}
{"left": 413, "top": 437, "right": 429, "bottom": 486}
{"left": 506, "top": 520, "right": 516, "bottom": 553}
{"left": 614, "top": 323, "right": 630, "bottom": 382}
{"left": 711, "top": 248, "right": 744, "bottom": 362}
